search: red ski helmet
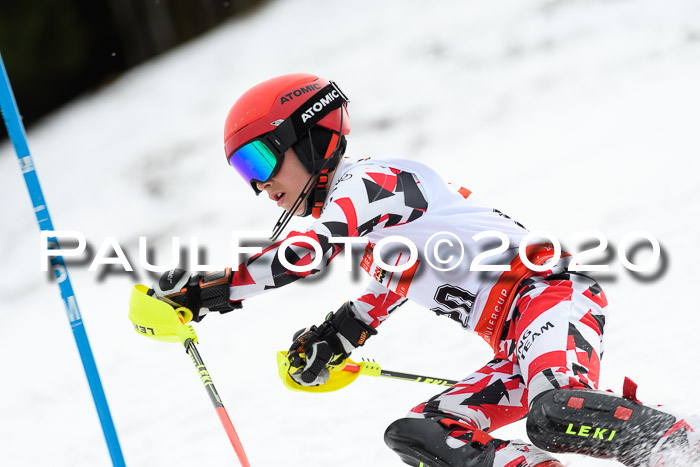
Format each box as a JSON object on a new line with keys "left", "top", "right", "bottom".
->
{"left": 224, "top": 73, "right": 350, "bottom": 193}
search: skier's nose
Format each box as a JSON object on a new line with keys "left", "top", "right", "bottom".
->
{"left": 256, "top": 180, "right": 271, "bottom": 192}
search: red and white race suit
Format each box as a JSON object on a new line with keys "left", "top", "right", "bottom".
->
{"left": 229, "top": 156, "right": 608, "bottom": 430}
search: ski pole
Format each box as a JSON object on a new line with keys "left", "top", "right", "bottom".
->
{"left": 0, "top": 53, "right": 126, "bottom": 466}
{"left": 184, "top": 338, "right": 251, "bottom": 467}
{"left": 129, "top": 285, "right": 251, "bottom": 466}
{"left": 342, "top": 360, "right": 459, "bottom": 386}
{"left": 277, "top": 351, "right": 458, "bottom": 393}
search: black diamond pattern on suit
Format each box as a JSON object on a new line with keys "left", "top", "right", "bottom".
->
{"left": 362, "top": 178, "right": 395, "bottom": 203}
{"left": 396, "top": 171, "right": 428, "bottom": 210}
{"left": 266, "top": 252, "right": 305, "bottom": 289}
{"left": 569, "top": 323, "right": 595, "bottom": 359}
{"left": 423, "top": 396, "right": 445, "bottom": 416}
{"left": 572, "top": 363, "right": 589, "bottom": 377}
{"left": 515, "top": 278, "right": 537, "bottom": 297}
{"left": 407, "top": 209, "right": 424, "bottom": 222}
{"left": 592, "top": 314, "right": 606, "bottom": 335}
{"left": 508, "top": 340, "right": 516, "bottom": 357}
{"left": 323, "top": 221, "right": 349, "bottom": 237}
{"left": 357, "top": 214, "right": 383, "bottom": 237}
{"left": 459, "top": 379, "right": 509, "bottom": 407}
{"left": 509, "top": 374, "right": 525, "bottom": 386}
{"left": 511, "top": 305, "right": 522, "bottom": 323}
{"left": 264, "top": 235, "right": 333, "bottom": 289}
{"left": 385, "top": 213, "right": 403, "bottom": 227}
{"left": 500, "top": 318, "right": 511, "bottom": 340}
{"left": 542, "top": 368, "right": 561, "bottom": 389}
{"left": 588, "top": 282, "right": 603, "bottom": 296}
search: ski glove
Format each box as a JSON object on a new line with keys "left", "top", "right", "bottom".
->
{"left": 151, "top": 268, "right": 241, "bottom": 322}
{"left": 288, "top": 302, "right": 377, "bottom": 386}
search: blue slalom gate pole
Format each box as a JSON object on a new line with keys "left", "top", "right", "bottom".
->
{"left": 0, "top": 53, "right": 126, "bottom": 466}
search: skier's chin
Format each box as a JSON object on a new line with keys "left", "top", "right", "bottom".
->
{"left": 287, "top": 205, "right": 304, "bottom": 216}
{"left": 284, "top": 194, "right": 309, "bottom": 216}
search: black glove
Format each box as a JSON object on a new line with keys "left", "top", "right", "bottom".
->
{"left": 288, "top": 302, "right": 377, "bottom": 386}
{"left": 151, "top": 268, "right": 241, "bottom": 322}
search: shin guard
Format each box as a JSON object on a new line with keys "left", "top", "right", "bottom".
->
{"left": 384, "top": 417, "right": 496, "bottom": 467}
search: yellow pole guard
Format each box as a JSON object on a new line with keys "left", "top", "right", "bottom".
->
{"left": 276, "top": 351, "right": 381, "bottom": 393}
{"left": 128, "top": 284, "right": 198, "bottom": 345}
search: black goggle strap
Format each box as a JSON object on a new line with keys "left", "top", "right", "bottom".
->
{"left": 263, "top": 81, "right": 349, "bottom": 157}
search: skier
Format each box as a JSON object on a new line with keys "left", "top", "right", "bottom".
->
{"left": 146, "top": 74, "right": 699, "bottom": 466}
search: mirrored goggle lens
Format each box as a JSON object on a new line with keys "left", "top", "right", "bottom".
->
{"left": 228, "top": 140, "right": 279, "bottom": 185}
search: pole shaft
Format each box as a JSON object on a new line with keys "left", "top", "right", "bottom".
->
{"left": 0, "top": 53, "right": 126, "bottom": 466}
{"left": 341, "top": 361, "right": 458, "bottom": 386}
{"left": 185, "top": 340, "right": 251, "bottom": 467}
{"left": 379, "top": 369, "right": 458, "bottom": 386}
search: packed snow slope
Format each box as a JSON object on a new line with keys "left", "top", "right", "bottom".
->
{"left": 2, "top": 0, "right": 700, "bottom": 465}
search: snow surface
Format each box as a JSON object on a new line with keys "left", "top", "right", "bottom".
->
{"left": 2, "top": 0, "right": 700, "bottom": 465}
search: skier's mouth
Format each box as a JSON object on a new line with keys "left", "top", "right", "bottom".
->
{"left": 274, "top": 192, "right": 285, "bottom": 207}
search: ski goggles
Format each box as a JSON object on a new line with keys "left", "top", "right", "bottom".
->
{"left": 227, "top": 137, "right": 283, "bottom": 191}
{"left": 227, "top": 81, "right": 349, "bottom": 193}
